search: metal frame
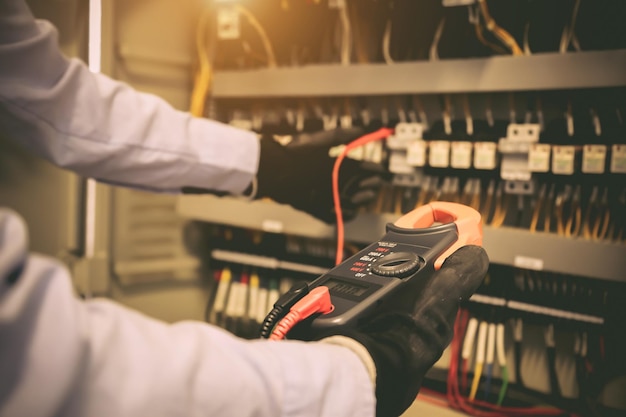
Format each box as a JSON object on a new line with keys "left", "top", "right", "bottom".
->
{"left": 212, "top": 50, "right": 626, "bottom": 98}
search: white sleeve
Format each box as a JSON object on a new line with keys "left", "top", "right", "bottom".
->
{"left": 0, "top": 0, "right": 258, "bottom": 194}
{"left": 0, "top": 208, "right": 375, "bottom": 417}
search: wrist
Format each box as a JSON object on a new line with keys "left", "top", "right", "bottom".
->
{"left": 319, "top": 335, "right": 377, "bottom": 386}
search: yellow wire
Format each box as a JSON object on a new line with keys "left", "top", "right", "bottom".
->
{"left": 477, "top": 0, "right": 523, "bottom": 56}
{"left": 236, "top": 5, "right": 277, "bottom": 68}
{"left": 189, "top": 9, "right": 213, "bottom": 117}
{"left": 529, "top": 185, "right": 546, "bottom": 233}
{"left": 469, "top": 361, "right": 484, "bottom": 401}
{"left": 474, "top": 22, "right": 508, "bottom": 55}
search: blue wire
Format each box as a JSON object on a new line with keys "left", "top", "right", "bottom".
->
{"left": 484, "top": 363, "right": 493, "bottom": 401}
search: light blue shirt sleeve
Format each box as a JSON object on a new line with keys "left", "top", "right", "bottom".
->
{"left": 0, "top": 0, "right": 259, "bottom": 194}
{"left": 0, "top": 208, "right": 375, "bottom": 417}
{"left": 0, "top": 2, "right": 376, "bottom": 416}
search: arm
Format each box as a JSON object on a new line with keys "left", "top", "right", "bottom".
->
{"left": 0, "top": 0, "right": 258, "bottom": 194}
{"left": 0, "top": 208, "right": 375, "bottom": 417}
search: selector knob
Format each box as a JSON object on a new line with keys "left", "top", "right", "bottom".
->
{"left": 370, "top": 252, "right": 421, "bottom": 278}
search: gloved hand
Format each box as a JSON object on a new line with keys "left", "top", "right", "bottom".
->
{"left": 255, "top": 128, "right": 388, "bottom": 223}
{"left": 327, "top": 245, "right": 489, "bottom": 417}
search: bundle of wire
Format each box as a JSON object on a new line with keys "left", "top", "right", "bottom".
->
{"left": 476, "top": 0, "right": 524, "bottom": 56}
{"left": 418, "top": 309, "right": 579, "bottom": 417}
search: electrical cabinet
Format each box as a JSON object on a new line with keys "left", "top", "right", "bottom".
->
{"left": 11, "top": 1, "right": 625, "bottom": 416}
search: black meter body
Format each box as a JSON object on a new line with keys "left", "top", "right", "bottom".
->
{"left": 289, "top": 221, "right": 460, "bottom": 340}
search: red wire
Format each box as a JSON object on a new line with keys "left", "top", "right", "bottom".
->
{"left": 462, "top": 358, "right": 469, "bottom": 395}
{"left": 332, "top": 128, "right": 394, "bottom": 265}
{"left": 439, "top": 309, "right": 577, "bottom": 417}
{"left": 269, "top": 286, "right": 334, "bottom": 340}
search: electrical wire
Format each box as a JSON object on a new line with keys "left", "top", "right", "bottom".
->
{"left": 211, "top": 267, "right": 232, "bottom": 325}
{"left": 442, "top": 311, "right": 573, "bottom": 417}
{"left": 236, "top": 5, "right": 277, "bottom": 68}
{"left": 513, "top": 318, "right": 524, "bottom": 388}
{"left": 190, "top": 9, "right": 214, "bottom": 117}
{"left": 529, "top": 183, "right": 546, "bottom": 233}
{"left": 496, "top": 323, "right": 509, "bottom": 406}
{"left": 382, "top": 19, "right": 394, "bottom": 64}
{"left": 269, "top": 286, "right": 333, "bottom": 340}
{"left": 473, "top": 5, "right": 508, "bottom": 56}
{"left": 559, "top": 0, "right": 581, "bottom": 54}
{"left": 523, "top": 22, "right": 532, "bottom": 55}
{"left": 333, "top": 128, "right": 393, "bottom": 265}
{"left": 477, "top": 0, "right": 523, "bottom": 56}
{"left": 338, "top": 0, "right": 352, "bottom": 65}
{"left": 564, "top": 185, "right": 582, "bottom": 237}
{"left": 544, "top": 324, "right": 562, "bottom": 398}
{"left": 543, "top": 184, "right": 556, "bottom": 233}
{"left": 481, "top": 179, "right": 495, "bottom": 224}
{"left": 248, "top": 271, "right": 260, "bottom": 325}
{"left": 484, "top": 323, "right": 496, "bottom": 401}
{"left": 429, "top": 17, "right": 446, "bottom": 61}
{"left": 490, "top": 182, "right": 508, "bottom": 227}
{"left": 469, "top": 321, "right": 488, "bottom": 401}
{"left": 462, "top": 317, "right": 480, "bottom": 394}
{"left": 592, "top": 187, "right": 611, "bottom": 240}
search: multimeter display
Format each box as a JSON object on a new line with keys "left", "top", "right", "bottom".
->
{"left": 324, "top": 278, "right": 369, "bottom": 297}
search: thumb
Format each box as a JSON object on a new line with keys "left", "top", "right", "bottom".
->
{"left": 411, "top": 245, "right": 489, "bottom": 320}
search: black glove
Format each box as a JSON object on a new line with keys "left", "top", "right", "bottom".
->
{"left": 333, "top": 245, "right": 489, "bottom": 417}
{"left": 256, "top": 128, "right": 388, "bottom": 223}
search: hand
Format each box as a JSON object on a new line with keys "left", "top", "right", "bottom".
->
{"left": 331, "top": 245, "right": 489, "bottom": 417}
{"left": 255, "top": 128, "right": 388, "bottom": 224}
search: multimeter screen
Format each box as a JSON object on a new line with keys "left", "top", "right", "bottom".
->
{"left": 325, "top": 278, "right": 369, "bottom": 297}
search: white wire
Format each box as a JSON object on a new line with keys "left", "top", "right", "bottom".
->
{"left": 382, "top": 19, "right": 394, "bottom": 65}
{"left": 462, "top": 317, "right": 479, "bottom": 360}
{"left": 513, "top": 318, "right": 523, "bottom": 342}
{"left": 560, "top": 0, "right": 581, "bottom": 54}
{"left": 212, "top": 268, "right": 232, "bottom": 319}
{"left": 339, "top": 1, "right": 352, "bottom": 65}
{"left": 523, "top": 22, "right": 532, "bottom": 55}
{"left": 486, "top": 323, "right": 496, "bottom": 365}
{"left": 476, "top": 321, "right": 488, "bottom": 364}
{"left": 429, "top": 17, "right": 446, "bottom": 61}
{"left": 256, "top": 286, "right": 269, "bottom": 323}
{"left": 248, "top": 273, "right": 260, "bottom": 323}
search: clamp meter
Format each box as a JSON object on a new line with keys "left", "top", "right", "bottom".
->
{"left": 289, "top": 202, "right": 482, "bottom": 340}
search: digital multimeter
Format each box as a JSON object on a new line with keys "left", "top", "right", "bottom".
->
{"left": 290, "top": 202, "right": 482, "bottom": 340}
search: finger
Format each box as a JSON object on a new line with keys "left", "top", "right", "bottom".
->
{"left": 288, "top": 127, "right": 366, "bottom": 148}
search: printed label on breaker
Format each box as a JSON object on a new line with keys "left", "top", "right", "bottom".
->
{"left": 611, "top": 145, "right": 626, "bottom": 173}
{"left": 429, "top": 141, "right": 450, "bottom": 168}
{"left": 474, "top": 142, "right": 497, "bottom": 170}
{"left": 407, "top": 140, "right": 427, "bottom": 166}
{"left": 451, "top": 141, "right": 473, "bottom": 169}
{"left": 528, "top": 144, "right": 551, "bottom": 172}
{"left": 582, "top": 145, "right": 607, "bottom": 174}
{"left": 552, "top": 146, "right": 575, "bottom": 175}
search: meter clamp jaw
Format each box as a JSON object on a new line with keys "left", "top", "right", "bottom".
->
{"left": 290, "top": 202, "right": 483, "bottom": 341}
